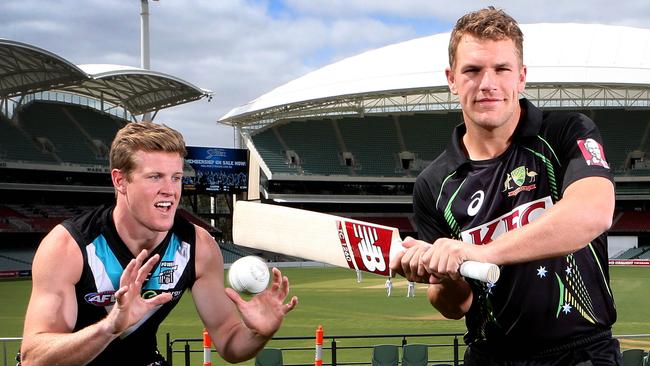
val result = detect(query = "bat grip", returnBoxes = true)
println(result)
[460,261,500,283]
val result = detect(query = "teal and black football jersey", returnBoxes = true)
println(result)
[61,205,196,365]
[413,99,616,356]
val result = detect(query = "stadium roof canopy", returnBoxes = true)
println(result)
[0,38,211,116]
[219,23,650,130]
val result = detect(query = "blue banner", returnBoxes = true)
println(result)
[184,146,248,192]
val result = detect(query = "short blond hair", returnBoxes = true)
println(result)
[448,6,523,69]
[110,121,186,178]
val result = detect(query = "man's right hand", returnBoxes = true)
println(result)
[390,237,435,283]
[104,250,173,335]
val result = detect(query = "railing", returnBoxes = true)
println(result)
[5,333,649,365]
[166,332,466,366]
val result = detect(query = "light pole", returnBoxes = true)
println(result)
[140,0,157,121]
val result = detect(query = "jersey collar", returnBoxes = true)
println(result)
[445,98,543,170]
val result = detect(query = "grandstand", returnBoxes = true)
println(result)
[0,39,221,276]
[250,110,649,178]
[249,114,462,177]
[220,23,650,257]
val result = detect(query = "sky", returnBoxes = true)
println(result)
[1,0,650,148]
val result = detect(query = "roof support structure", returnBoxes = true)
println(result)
[0,39,211,119]
[222,84,650,134]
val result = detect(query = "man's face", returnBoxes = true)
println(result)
[116,150,184,233]
[446,35,527,132]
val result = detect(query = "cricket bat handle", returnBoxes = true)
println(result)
[460,261,500,283]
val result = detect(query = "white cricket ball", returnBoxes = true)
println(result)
[228,256,270,294]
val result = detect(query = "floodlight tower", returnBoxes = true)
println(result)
[140,0,158,121]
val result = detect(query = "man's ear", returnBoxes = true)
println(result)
[446,67,458,95]
[111,169,127,194]
[518,64,527,93]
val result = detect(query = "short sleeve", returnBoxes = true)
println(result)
[554,113,614,193]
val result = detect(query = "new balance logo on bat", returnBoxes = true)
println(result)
[337,220,392,276]
[461,196,553,245]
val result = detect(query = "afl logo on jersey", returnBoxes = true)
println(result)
[84,291,116,306]
[467,190,485,216]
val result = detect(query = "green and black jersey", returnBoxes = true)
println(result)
[61,205,197,365]
[413,98,616,355]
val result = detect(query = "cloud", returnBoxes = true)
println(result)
[283,0,650,24]
[2,0,650,147]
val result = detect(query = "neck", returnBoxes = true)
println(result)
[112,203,166,256]
[462,128,513,160]
[462,110,521,161]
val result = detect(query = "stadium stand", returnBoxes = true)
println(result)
[0,201,221,273]
[1,204,94,233]
[0,203,217,234]
[398,113,460,163]
[251,108,650,179]
[251,113,462,177]
[337,116,402,176]
[253,116,419,177]
[0,248,33,272]
[251,127,301,174]
[17,101,110,165]
[611,211,650,233]
[0,113,57,164]
[218,240,254,264]
[613,247,647,260]
[248,106,650,186]
[276,119,350,175]
[638,249,650,260]
[63,103,127,144]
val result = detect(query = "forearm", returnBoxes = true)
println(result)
[21,319,118,366]
[477,178,614,265]
[215,322,271,363]
[427,278,473,319]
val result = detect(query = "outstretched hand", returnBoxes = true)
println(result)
[224,267,298,338]
[105,249,173,335]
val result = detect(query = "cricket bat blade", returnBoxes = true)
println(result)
[233,201,499,283]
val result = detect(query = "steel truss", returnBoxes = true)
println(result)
[221,84,650,134]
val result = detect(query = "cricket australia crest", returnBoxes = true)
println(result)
[503,165,537,197]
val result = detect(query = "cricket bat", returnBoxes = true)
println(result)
[232,200,500,283]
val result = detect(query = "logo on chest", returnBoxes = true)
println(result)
[461,196,553,245]
[502,165,537,197]
[84,291,116,306]
[157,261,179,285]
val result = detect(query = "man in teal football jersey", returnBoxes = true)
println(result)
[21,122,298,365]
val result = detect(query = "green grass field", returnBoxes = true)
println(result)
[2,266,649,365]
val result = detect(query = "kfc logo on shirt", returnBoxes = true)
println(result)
[577,138,609,169]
